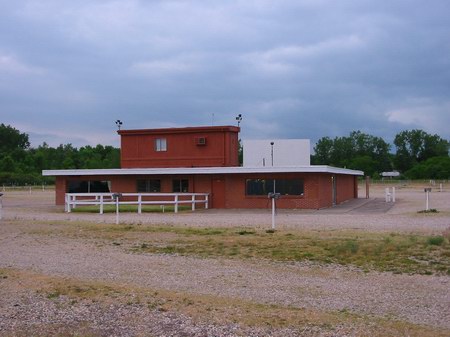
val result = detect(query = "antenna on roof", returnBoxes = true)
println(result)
[115,120,123,130]
[235,114,242,127]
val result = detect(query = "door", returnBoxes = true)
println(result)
[212,177,226,208]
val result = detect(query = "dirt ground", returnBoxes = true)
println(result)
[0,184,449,336]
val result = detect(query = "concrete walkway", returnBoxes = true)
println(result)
[316,197,395,214]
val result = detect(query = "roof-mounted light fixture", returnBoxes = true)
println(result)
[235,114,242,127]
[115,120,123,130]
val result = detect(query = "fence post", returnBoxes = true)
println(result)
[205,194,209,209]
[138,194,142,214]
[0,193,3,220]
[174,195,178,213]
[392,187,396,203]
[191,194,195,211]
[66,194,71,213]
[100,195,104,214]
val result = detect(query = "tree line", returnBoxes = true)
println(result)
[312,129,449,179]
[0,124,120,185]
[0,123,448,185]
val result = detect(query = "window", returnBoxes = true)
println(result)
[154,138,167,151]
[246,179,303,196]
[137,179,161,193]
[68,180,111,193]
[172,179,189,193]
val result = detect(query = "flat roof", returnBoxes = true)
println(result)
[43,166,363,176]
[117,125,240,136]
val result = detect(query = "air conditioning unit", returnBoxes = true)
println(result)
[195,137,207,146]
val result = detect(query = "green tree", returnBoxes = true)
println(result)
[312,131,392,176]
[405,156,450,179]
[394,130,449,172]
[0,124,30,154]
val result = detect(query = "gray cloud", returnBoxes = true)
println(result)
[1,0,449,148]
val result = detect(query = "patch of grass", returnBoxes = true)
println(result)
[21,220,450,275]
[71,205,192,213]
[130,228,450,275]
[427,236,445,246]
[417,209,439,214]
[237,230,256,235]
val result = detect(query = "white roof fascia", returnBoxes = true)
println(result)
[43,166,363,177]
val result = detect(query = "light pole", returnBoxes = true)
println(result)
[115,120,123,130]
[270,142,274,166]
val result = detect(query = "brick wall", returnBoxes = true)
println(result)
[54,172,358,209]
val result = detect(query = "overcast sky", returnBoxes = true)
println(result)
[1,0,449,149]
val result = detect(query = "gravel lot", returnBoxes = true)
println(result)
[0,185,449,336]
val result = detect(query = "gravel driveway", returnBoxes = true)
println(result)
[0,187,449,336]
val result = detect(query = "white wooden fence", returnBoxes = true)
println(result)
[65,192,209,214]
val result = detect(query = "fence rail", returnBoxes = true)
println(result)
[65,192,209,214]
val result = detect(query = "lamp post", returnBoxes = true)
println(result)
[115,120,123,130]
[270,142,274,166]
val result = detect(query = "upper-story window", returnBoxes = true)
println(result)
[154,138,167,152]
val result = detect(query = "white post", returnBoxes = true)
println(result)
[115,196,119,224]
[138,195,142,214]
[29,186,32,194]
[205,194,209,209]
[66,194,71,213]
[426,190,430,211]
[191,195,195,211]
[392,187,396,203]
[271,197,276,229]
[440,183,443,192]
[42,184,45,192]
[0,194,3,220]
[174,195,178,213]
[385,188,390,202]
[100,195,104,214]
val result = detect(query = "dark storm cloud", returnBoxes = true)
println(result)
[1,0,449,147]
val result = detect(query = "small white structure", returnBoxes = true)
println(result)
[243,139,310,167]
[381,171,400,178]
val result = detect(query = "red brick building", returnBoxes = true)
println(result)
[43,125,363,209]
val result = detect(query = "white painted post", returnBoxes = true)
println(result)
[0,193,3,220]
[426,191,429,211]
[66,194,71,213]
[115,196,119,224]
[271,197,276,229]
[29,186,32,194]
[42,184,45,192]
[100,195,104,214]
[138,195,142,214]
[191,195,195,211]
[385,188,390,202]
[174,195,178,213]
[205,195,209,209]
[440,183,443,192]
[392,187,396,203]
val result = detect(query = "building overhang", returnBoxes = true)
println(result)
[43,166,363,177]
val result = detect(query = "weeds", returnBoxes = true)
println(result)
[130,228,450,275]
